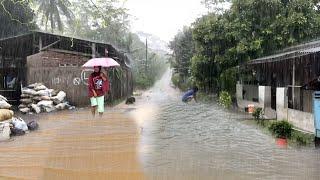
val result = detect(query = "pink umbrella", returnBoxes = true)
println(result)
[82,57,120,68]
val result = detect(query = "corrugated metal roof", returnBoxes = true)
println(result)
[299,46,320,53]
[250,51,296,62]
[248,40,320,64]
[0,32,33,41]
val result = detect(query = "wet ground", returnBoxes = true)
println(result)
[128,69,320,180]
[0,110,144,180]
[1,69,320,180]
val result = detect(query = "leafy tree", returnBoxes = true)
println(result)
[189,0,320,94]
[169,27,195,88]
[0,0,36,38]
[34,0,73,32]
[67,0,129,48]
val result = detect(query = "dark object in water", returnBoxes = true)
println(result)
[315,137,320,148]
[27,121,39,131]
[125,97,136,104]
[10,127,25,136]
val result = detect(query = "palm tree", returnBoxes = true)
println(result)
[37,0,73,32]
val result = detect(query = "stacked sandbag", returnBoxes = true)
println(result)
[0,109,14,141]
[0,122,11,141]
[19,83,73,114]
[0,95,12,109]
[0,109,14,122]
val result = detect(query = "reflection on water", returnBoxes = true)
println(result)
[130,69,320,180]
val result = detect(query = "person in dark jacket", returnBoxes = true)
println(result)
[182,86,199,103]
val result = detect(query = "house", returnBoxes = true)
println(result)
[0,30,133,106]
[237,40,320,133]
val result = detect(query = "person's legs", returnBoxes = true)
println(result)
[96,96,105,117]
[91,106,97,116]
[90,97,98,117]
[186,96,193,102]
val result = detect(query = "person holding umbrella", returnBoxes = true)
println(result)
[88,66,108,117]
[83,57,120,117]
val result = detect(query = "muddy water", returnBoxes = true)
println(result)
[129,69,320,180]
[0,110,144,180]
[1,69,320,180]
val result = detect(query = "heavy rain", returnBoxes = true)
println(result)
[0,0,320,179]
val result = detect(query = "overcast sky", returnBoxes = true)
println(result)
[125,0,208,42]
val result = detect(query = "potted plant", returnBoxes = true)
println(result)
[268,120,293,147]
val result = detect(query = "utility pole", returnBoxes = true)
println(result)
[145,38,148,74]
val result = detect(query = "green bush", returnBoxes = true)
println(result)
[171,73,181,87]
[219,91,232,108]
[295,134,307,145]
[268,120,293,138]
[252,107,263,120]
[197,92,215,102]
[134,75,153,89]
[219,67,238,95]
[171,73,192,91]
[291,130,314,146]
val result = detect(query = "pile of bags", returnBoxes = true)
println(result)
[0,95,12,109]
[19,83,74,114]
[0,109,38,141]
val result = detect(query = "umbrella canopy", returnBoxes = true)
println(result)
[82,57,120,68]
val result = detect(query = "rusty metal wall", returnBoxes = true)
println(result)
[27,51,133,106]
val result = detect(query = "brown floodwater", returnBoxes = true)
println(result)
[0,109,145,180]
[1,69,320,180]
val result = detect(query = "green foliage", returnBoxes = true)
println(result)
[252,107,263,120]
[219,91,232,108]
[254,119,314,146]
[268,120,293,138]
[133,74,153,90]
[197,92,215,102]
[169,27,195,89]
[34,0,73,32]
[171,73,193,91]
[219,67,238,94]
[170,0,320,95]
[0,0,36,39]
[290,130,314,146]
[66,0,129,48]
[293,133,308,145]
[171,73,180,87]
[132,50,168,89]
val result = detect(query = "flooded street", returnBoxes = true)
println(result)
[129,69,320,180]
[1,69,320,180]
[0,110,144,180]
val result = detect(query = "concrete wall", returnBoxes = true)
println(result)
[27,51,133,106]
[238,84,315,133]
[236,83,243,101]
[288,109,314,133]
[276,87,287,120]
[259,86,271,108]
[276,87,314,133]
